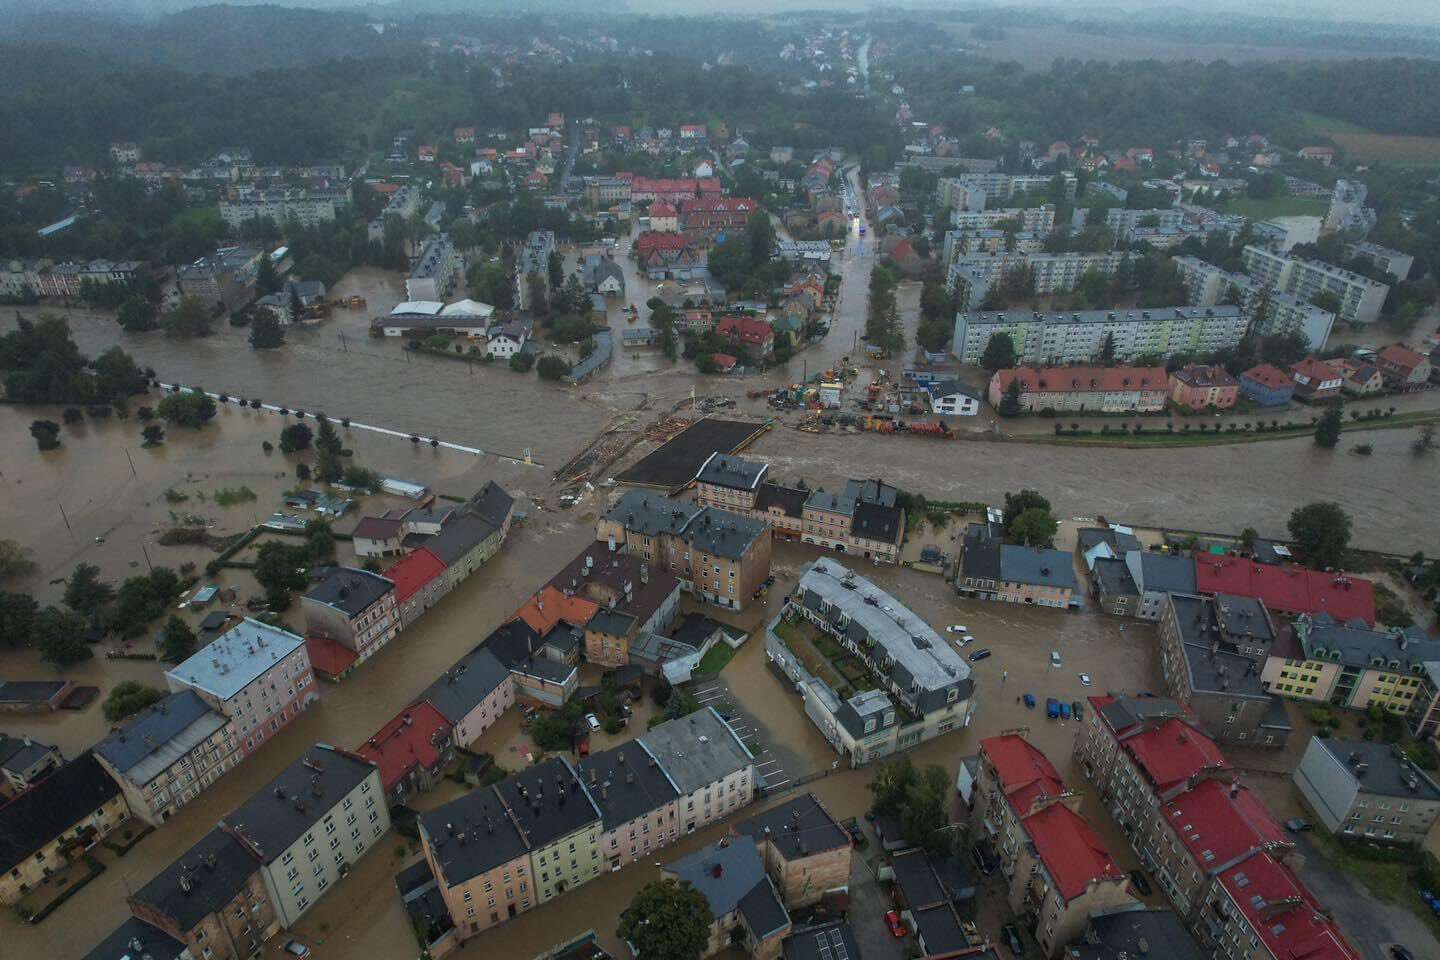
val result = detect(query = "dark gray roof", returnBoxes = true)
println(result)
[0,734,56,774]
[1068,908,1206,960]
[222,745,378,863]
[485,620,575,684]
[1136,553,1197,594]
[683,508,767,561]
[1098,696,1187,734]
[132,828,261,931]
[404,504,455,527]
[962,533,1002,580]
[425,513,500,566]
[589,608,639,638]
[926,378,981,401]
[577,740,679,831]
[734,793,849,861]
[696,453,768,491]
[421,647,511,724]
[0,680,68,704]
[739,876,791,938]
[640,707,754,795]
[493,757,601,850]
[95,690,228,783]
[1298,614,1440,671]
[666,840,771,918]
[852,501,902,544]
[890,848,946,909]
[83,917,188,960]
[1169,595,1270,700]
[783,921,861,960]
[1312,738,1440,802]
[847,477,898,507]
[755,484,807,518]
[420,784,530,884]
[1213,595,1274,644]
[604,490,764,561]
[305,566,395,616]
[999,544,1077,590]
[670,613,726,650]
[1093,557,1138,598]
[912,902,969,955]
[0,752,120,874]
[1078,527,1143,556]
[468,481,515,529]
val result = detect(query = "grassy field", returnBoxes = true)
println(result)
[693,642,736,677]
[1298,112,1440,168]
[1221,196,1330,220]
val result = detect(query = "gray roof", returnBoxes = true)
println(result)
[639,707,753,795]
[0,680,68,705]
[1134,553,1197,594]
[683,508,767,561]
[912,902,970,955]
[425,512,500,566]
[95,690,228,784]
[607,489,699,538]
[221,745,378,863]
[926,378,981,401]
[852,501,902,545]
[1169,595,1271,701]
[0,752,120,874]
[1213,595,1274,644]
[166,618,307,701]
[1093,557,1138,598]
[605,490,765,561]
[999,544,1077,590]
[421,647,511,725]
[305,566,395,617]
[1068,908,1206,960]
[733,793,849,860]
[960,304,1246,327]
[1297,614,1440,671]
[492,757,601,850]
[890,848,947,909]
[696,453,768,492]
[671,613,726,650]
[83,917,188,960]
[468,481,515,528]
[420,783,530,884]
[1098,696,1188,735]
[0,734,56,775]
[961,533,1002,581]
[796,557,972,696]
[1077,527,1143,556]
[739,876,791,938]
[132,828,261,932]
[577,740,680,832]
[783,921,861,960]
[667,840,786,934]
[755,484,807,519]
[589,608,639,638]
[1311,738,1440,802]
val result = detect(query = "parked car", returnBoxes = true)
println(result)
[764,575,776,587]
[1078,673,1092,686]
[1001,924,1024,957]
[971,839,999,875]
[968,648,992,662]
[946,624,968,634]
[884,909,907,937]
[1389,945,1415,960]
[1071,700,1084,721]
[956,635,975,648]
[1046,697,1060,719]
[1129,869,1153,896]
[283,942,311,960]
[1023,693,1036,709]
[1284,818,1313,833]
[1050,650,1062,667]
[1059,701,1072,720]
[585,713,601,732]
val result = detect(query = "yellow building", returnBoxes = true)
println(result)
[1263,615,1440,721]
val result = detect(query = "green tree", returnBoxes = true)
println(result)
[64,562,113,623]
[866,757,954,856]
[34,605,92,667]
[0,592,39,646]
[0,541,36,581]
[547,250,565,290]
[314,416,343,482]
[1311,290,1343,314]
[1097,332,1117,366]
[95,346,147,400]
[279,422,313,453]
[157,388,217,427]
[161,295,214,337]
[159,614,197,662]
[117,296,159,332]
[142,423,165,445]
[1240,527,1260,553]
[1288,502,1352,570]
[537,354,570,381]
[256,253,282,295]
[30,419,61,450]
[103,681,167,722]
[747,209,777,267]
[254,540,311,595]
[1313,405,1343,449]
[618,880,714,960]
[979,332,1017,372]
[306,519,336,560]
[1009,506,1058,546]
[526,273,548,316]
[997,379,1023,417]
[509,351,535,372]
[1002,489,1051,529]
[249,309,286,349]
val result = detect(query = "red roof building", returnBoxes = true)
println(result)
[680,197,757,233]
[1021,802,1125,901]
[305,635,360,680]
[1288,358,1343,401]
[1215,856,1358,960]
[357,701,453,799]
[1161,778,1286,871]
[1118,716,1227,795]
[513,586,598,635]
[710,353,737,373]
[385,547,446,604]
[1194,556,1375,625]
[716,315,775,356]
[980,734,1065,816]
[1376,343,1432,385]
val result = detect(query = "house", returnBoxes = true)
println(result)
[0,735,61,796]
[638,707,756,834]
[357,702,454,803]
[1289,358,1344,402]
[583,255,625,296]
[1336,358,1386,396]
[716,315,775,358]
[126,828,281,960]
[420,647,514,749]
[218,744,390,927]
[576,739,681,871]
[94,690,238,826]
[1168,364,1238,410]
[351,514,406,558]
[662,841,791,959]
[1376,343,1432,388]
[1294,737,1440,844]
[0,753,131,905]
[798,478,907,563]
[485,320,530,359]
[926,379,981,417]
[165,619,318,758]
[1239,364,1295,406]
[454,127,476,144]
[988,366,1169,414]
[957,530,1078,608]
[301,567,400,668]
[492,758,604,903]
[634,231,706,280]
[732,793,852,909]
[1298,145,1336,166]
[385,547,448,629]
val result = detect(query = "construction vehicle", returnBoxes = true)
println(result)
[348,295,366,309]
[907,420,955,439]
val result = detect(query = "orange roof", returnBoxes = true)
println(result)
[514,586,597,634]
[994,365,1169,394]
[1241,364,1293,390]
[981,735,1065,816]
[305,635,359,678]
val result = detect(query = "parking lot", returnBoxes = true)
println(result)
[689,676,796,791]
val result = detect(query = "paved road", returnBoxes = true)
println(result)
[847,829,908,960]
[1290,834,1440,960]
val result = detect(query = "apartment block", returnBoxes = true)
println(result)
[218,188,345,230]
[1173,255,1335,349]
[1295,737,1440,844]
[1240,245,1388,326]
[799,478,906,563]
[301,566,400,668]
[492,758,604,903]
[1345,240,1414,282]
[732,793,853,909]
[577,740,681,871]
[694,453,770,512]
[952,305,1249,366]
[638,707,756,834]
[946,250,1125,310]
[406,234,458,301]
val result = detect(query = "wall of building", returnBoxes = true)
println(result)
[531,823,603,903]
[0,793,130,905]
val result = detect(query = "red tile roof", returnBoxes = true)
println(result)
[357,702,451,793]
[1242,364,1294,390]
[305,635,359,679]
[1161,778,1286,873]
[1290,358,1341,382]
[1122,718,1228,793]
[649,201,677,217]
[994,365,1169,394]
[711,353,737,371]
[1021,802,1124,901]
[716,315,774,348]
[1194,556,1376,625]
[1217,855,1358,960]
[1171,363,1238,389]
[383,547,446,604]
[352,516,403,541]
[1377,344,1427,377]
[513,586,598,635]
[636,231,694,255]
[981,735,1065,815]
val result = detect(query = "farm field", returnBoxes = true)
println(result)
[1300,113,1440,167]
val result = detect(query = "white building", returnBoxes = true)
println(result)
[219,189,345,230]
[925,378,982,416]
[1345,241,1415,282]
[952,305,1249,366]
[1173,256,1335,350]
[1240,245,1389,326]
[485,319,530,359]
[406,234,458,301]
[637,707,755,835]
[947,205,1055,238]
[946,250,1126,310]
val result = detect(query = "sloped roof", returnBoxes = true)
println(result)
[0,753,121,873]
[383,547,446,604]
[1021,802,1123,902]
[981,735,1064,815]
[357,702,452,792]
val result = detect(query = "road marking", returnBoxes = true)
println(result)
[756,759,782,768]
[763,777,791,788]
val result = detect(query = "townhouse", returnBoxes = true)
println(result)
[1376,343,1432,388]
[799,477,906,563]
[577,739,681,871]
[165,619,319,758]
[598,490,770,612]
[301,566,400,670]
[987,366,1169,414]
[94,690,239,826]
[957,528,1078,608]
[1239,364,1295,407]
[971,736,1134,959]
[732,793,853,910]
[544,541,682,665]
[491,757,604,902]
[1295,737,1440,844]
[639,707,756,834]
[420,646,515,749]
[663,841,792,960]
[694,453,770,513]
[219,744,390,927]
[952,306,1249,367]
[357,702,454,803]
[1241,245,1388,326]
[1169,364,1238,410]
[1288,358,1344,402]
[419,782,537,940]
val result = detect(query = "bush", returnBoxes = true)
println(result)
[536,354,570,381]
[63,407,83,424]
[510,351,535,372]
[279,422,313,453]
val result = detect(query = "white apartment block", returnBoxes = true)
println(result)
[952,305,1249,366]
[219,189,345,230]
[406,234,458,301]
[943,172,1076,206]
[1240,245,1389,325]
[1173,256,1335,350]
[946,250,1126,310]
[638,707,755,835]
[1345,241,1415,282]
[1104,207,1186,239]
[947,205,1056,238]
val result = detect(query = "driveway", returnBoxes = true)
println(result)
[1289,834,1439,960]
[847,836,907,960]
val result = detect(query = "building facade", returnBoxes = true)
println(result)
[953,306,1249,367]
[1241,245,1388,326]
[988,366,1169,414]
[1294,737,1440,844]
[301,567,400,668]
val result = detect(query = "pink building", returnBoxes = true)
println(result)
[1168,364,1239,410]
[165,618,319,758]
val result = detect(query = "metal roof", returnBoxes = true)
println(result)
[166,618,306,701]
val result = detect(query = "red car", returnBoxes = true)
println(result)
[884,910,907,937]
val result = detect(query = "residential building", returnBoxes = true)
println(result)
[774,558,975,766]
[634,231,706,280]
[1174,255,1338,350]
[0,734,61,796]
[1326,178,1371,233]
[1168,364,1238,410]
[1376,343,1433,388]
[953,306,1249,366]
[583,255,626,296]
[638,707,755,834]
[1345,240,1414,282]
[1241,245,1389,326]
[577,739,680,871]
[1239,364,1295,406]
[486,319,530,359]
[598,490,771,611]
[177,246,263,311]
[1294,737,1440,844]
[1193,554,1376,624]
[716,315,776,358]
[1288,358,1344,402]
[127,828,280,960]
[1203,852,1359,960]
[0,752,130,905]
[695,453,770,513]
[165,619,318,758]
[946,250,1122,310]
[988,366,1168,414]
[493,758,603,902]
[774,239,834,270]
[384,547,448,629]
[301,566,399,669]
[681,197,758,233]
[419,779,535,940]
[517,231,556,308]
[1157,593,1291,747]
[1105,206,1186,240]
[485,619,580,707]
[357,702,454,803]
[407,234,458,301]
[732,793,853,909]
[219,744,390,927]
[798,478,906,563]
[1335,358,1386,396]
[82,917,188,960]
[972,736,1133,959]
[1124,551,1197,621]
[957,529,1078,608]
[420,646,514,749]
[1067,906,1205,959]
[94,690,239,826]
[628,614,738,686]
[887,848,978,958]
[783,921,862,960]
[755,483,808,538]
[646,200,678,232]
[662,841,792,960]
[544,541,682,665]
[351,514,406,558]
[218,188,345,230]
[926,378,982,416]
[421,482,515,592]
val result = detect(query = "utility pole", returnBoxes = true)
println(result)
[123,446,137,478]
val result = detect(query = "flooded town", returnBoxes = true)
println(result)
[5,8,1440,960]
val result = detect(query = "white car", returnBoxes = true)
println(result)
[283,942,311,960]
[946,625,969,634]
[585,713,601,732]
[1050,651,1062,667]
[956,636,974,648]
[1078,673,1092,686]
